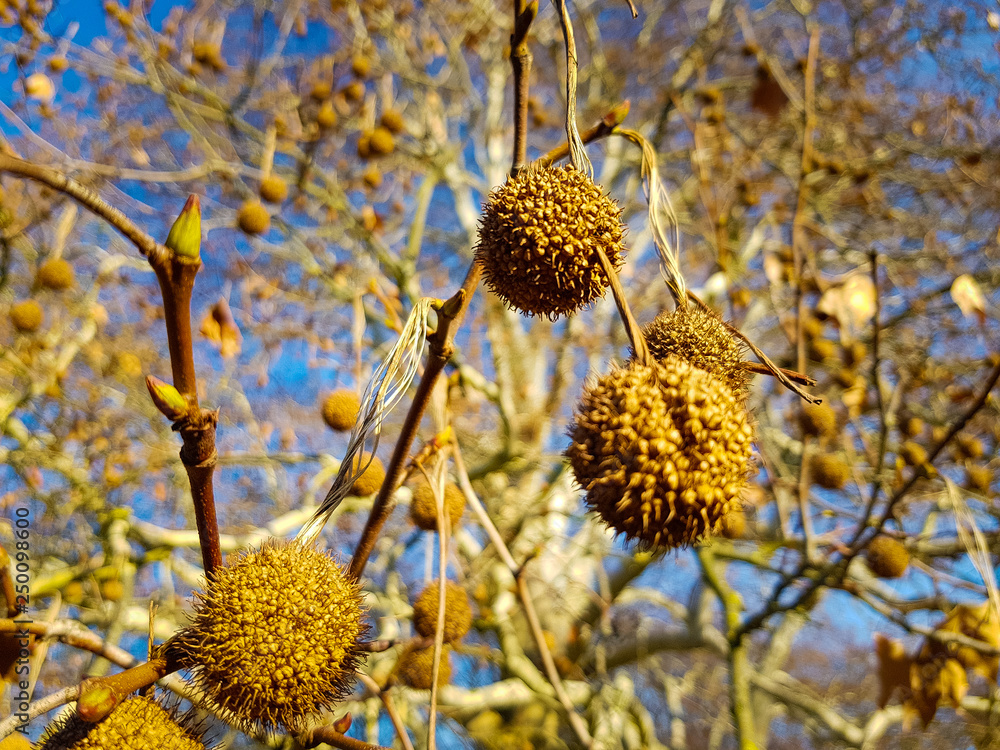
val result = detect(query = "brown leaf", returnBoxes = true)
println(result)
[875,633,912,709]
[200,298,242,359]
[934,602,1000,682]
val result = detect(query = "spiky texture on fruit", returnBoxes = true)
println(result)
[412,580,472,643]
[321,389,361,432]
[350,455,385,496]
[410,480,465,531]
[567,356,755,549]
[639,306,748,396]
[37,258,74,290]
[475,166,626,319]
[236,200,270,235]
[800,401,837,439]
[10,299,43,332]
[810,453,850,490]
[867,536,909,579]
[396,645,451,690]
[170,541,367,733]
[718,508,746,539]
[37,695,205,750]
[259,175,288,204]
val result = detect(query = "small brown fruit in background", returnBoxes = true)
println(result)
[236,200,270,235]
[259,174,288,204]
[966,465,992,495]
[10,299,43,332]
[350,454,385,496]
[362,165,383,189]
[396,644,451,690]
[321,389,361,431]
[810,453,850,490]
[367,126,394,156]
[380,109,404,133]
[412,580,473,642]
[867,536,909,579]
[800,401,837,439]
[410,479,465,531]
[902,416,924,438]
[317,100,337,129]
[900,440,928,468]
[351,53,371,78]
[36,258,74,290]
[342,80,365,102]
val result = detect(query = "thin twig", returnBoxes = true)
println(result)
[356,674,416,750]
[302,726,390,750]
[0,685,78,739]
[510,0,538,174]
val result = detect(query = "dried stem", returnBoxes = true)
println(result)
[302,726,390,750]
[356,674,415,750]
[0,685,78,739]
[595,246,651,366]
[510,0,538,174]
[553,0,592,176]
[537,102,630,167]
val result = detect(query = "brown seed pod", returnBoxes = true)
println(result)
[639,306,748,397]
[342,80,365,102]
[867,536,909,579]
[36,258,74,290]
[810,453,850,490]
[236,200,270,235]
[321,389,361,432]
[799,401,837,439]
[567,356,755,549]
[900,440,928,467]
[396,644,451,690]
[351,54,371,78]
[317,100,337,129]
[409,479,465,531]
[475,165,626,319]
[10,299,43,332]
[169,541,367,733]
[902,416,925,438]
[259,174,289,204]
[380,109,404,133]
[351,454,385,496]
[412,580,472,643]
[362,166,383,190]
[37,694,206,750]
[966,465,992,494]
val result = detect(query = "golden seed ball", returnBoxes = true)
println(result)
[810,453,850,490]
[63,580,85,604]
[10,299,43,332]
[259,174,288,204]
[396,644,451,690]
[953,434,984,460]
[718,508,746,539]
[170,541,367,733]
[101,579,124,602]
[902,416,924,438]
[342,80,365,102]
[236,200,270,235]
[48,56,68,73]
[409,479,465,531]
[37,257,74,290]
[867,536,909,579]
[367,126,394,156]
[800,401,837,439]
[639,306,748,396]
[317,100,337,129]
[321,389,361,431]
[900,440,928,467]
[380,109,404,133]
[966,465,992,494]
[412,580,472,642]
[351,54,371,78]
[350,454,385,496]
[357,133,371,159]
[808,337,837,361]
[0,736,31,750]
[310,81,332,101]
[475,165,626,319]
[37,695,205,750]
[567,356,755,550]
[362,165,383,189]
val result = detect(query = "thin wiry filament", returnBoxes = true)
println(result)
[946,478,1000,622]
[297,298,436,545]
[554,0,593,179]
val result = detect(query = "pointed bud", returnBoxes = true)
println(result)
[604,100,630,128]
[164,195,202,260]
[78,682,118,723]
[333,713,353,734]
[146,375,188,421]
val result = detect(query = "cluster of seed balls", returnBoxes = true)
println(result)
[396,579,473,690]
[37,695,204,750]
[8,257,74,334]
[320,388,386,496]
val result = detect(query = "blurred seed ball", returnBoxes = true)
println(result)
[48,56,68,73]
[966,465,992,494]
[380,109,404,133]
[310,81,332,101]
[259,174,288,204]
[114,351,143,379]
[350,454,385,496]
[902,416,925,438]
[412,580,472,643]
[100,579,124,602]
[900,440,928,468]
[799,401,837,439]
[410,479,465,532]
[357,132,371,159]
[236,200,270,235]
[170,541,367,733]
[362,166,383,190]
[10,299,43,332]
[810,453,850,490]
[342,80,365,103]
[731,287,752,308]
[844,341,868,367]
[24,71,54,101]
[192,41,226,73]
[63,580,85,604]
[567,356,755,550]
[639,306,748,397]
[396,644,451,690]
[475,166,626,319]
[866,536,910,579]
[718,507,746,539]
[317,100,338,129]
[367,126,394,156]
[37,695,206,750]
[351,54,371,78]
[808,337,837,362]
[321,389,361,431]
[953,434,984,460]
[36,257,74,290]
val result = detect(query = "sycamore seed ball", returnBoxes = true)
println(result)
[900,440,928,467]
[718,508,746,539]
[567,356,755,549]
[966,465,992,494]
[342,80,365,102]
[410,479,465,531]
[412,580,473,643]
[170,541,367,733]
[867,536,909,579]
[259,174,289,204]
[237,200,270,235]
[317,100,338,129]
[475,165,626,319]
[351,454,385,496]
[322,389,361,432]
[351,54,371,78]
[380,109,404,133]
[367,126,394,156]
[0,734,32,750]
[37,695,205,750]
[902,416,924,438]
[810,453,850,490]
[397,645,451,690]
[362,166,383,190]
[10,299,43,332]
[37,258,74,290]
[800,401,837,439]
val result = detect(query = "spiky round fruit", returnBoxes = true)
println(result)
[410,479,465,531]
[36,258,74,290]
[0,735,31,750]
[412,580,472,642]
[867,536,909,579]
[321,389,361,432]
[259,174,288,204]
[310,82,332,101]
[639,306,748,396]
[475,166,626,319]
[900,440,928,467]
[800,401,837,439]
[10,300,43,332]
[396,644,451,690]
[810,453,850,490]
[718,508,746,539]
[350,455,385,496]
[380,109,404,133]
[170,541,367,733]
[236,200,270,235]
[567,356,755,549]
[37,695,205,750]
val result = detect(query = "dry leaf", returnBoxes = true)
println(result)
[950,274,986,322]
[934,602,999,681]
[200,298,242,358]
[817,272,877,336]
[875,634,912,709]
[908,655,968,729]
